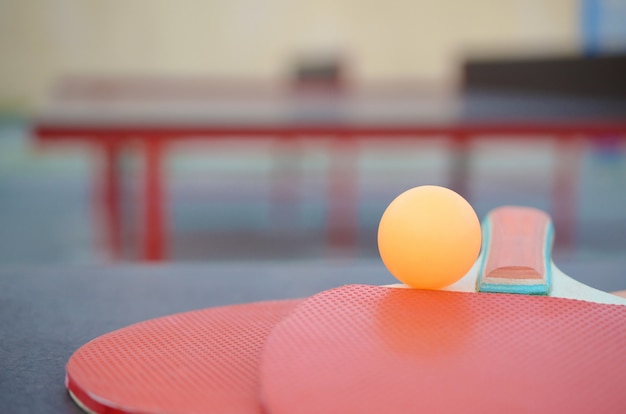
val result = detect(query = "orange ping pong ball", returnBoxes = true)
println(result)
[377,185,481,290]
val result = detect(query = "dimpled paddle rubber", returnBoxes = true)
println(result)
[260,285,626,414]
[66,299,301,414]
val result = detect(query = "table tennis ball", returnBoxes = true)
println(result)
[378,185,481,290]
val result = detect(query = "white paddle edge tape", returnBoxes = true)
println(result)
[383,257,626,306]
[68,390,98,414]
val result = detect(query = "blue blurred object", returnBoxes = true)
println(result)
[581,0,626,56]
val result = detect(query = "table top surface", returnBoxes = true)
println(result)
[2,257,625,413]
[33,79,626,128]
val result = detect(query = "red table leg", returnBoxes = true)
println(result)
[144,139,167,261]
[270,135,301,229]
[97,141,123,260]
[553,136,583,248]
[450,133,471,199]
[327,137,359,251]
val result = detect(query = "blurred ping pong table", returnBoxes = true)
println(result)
[32,59,626,261]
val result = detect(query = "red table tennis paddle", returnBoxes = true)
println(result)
[66,299,301,413]
[259,207,626,414]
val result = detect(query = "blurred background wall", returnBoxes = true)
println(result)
[1,0,625,292]
[1,0,580,111]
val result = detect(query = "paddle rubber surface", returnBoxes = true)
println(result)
[260,285,626,414]
[66,299,301,414]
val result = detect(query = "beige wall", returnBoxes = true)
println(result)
[0,0,579,110]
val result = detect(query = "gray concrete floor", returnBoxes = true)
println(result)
[1,120,626,291]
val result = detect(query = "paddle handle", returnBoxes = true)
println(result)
[477,206,553,295]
